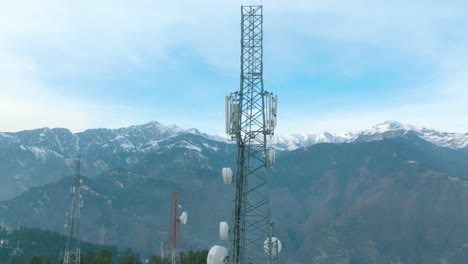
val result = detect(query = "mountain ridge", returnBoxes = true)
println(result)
[1,120,467,152]
[0,120,466,201]
[273,120,468,150]
[0,122,233,200]
[1,138,467,263]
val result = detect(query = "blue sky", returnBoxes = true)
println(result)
[1,0,467,135]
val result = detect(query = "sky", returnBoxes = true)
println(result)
[0,0,467,135]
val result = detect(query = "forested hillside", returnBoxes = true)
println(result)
[0,226,207,264]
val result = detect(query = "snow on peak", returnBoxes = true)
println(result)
[417,128,468,149]
[139,121,184,134]
[359,121,468,149]
[165,140,203,152]
[140,120,164,128]
[272,121,468,150]
[2,120,467,159]
[184,128,201,135]
[368,121,419,134]
[167,124,185,133]
[272,131,357,150]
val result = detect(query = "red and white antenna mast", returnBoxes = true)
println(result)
[169,192,188,264]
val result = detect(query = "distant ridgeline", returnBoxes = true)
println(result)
[0,226,208,264]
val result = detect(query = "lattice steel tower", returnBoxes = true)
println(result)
[64,155,83,264]
[223,5,280,264]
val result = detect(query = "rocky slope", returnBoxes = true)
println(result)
[1,134,468,263]
[0,122,232,200]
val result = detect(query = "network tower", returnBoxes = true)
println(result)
[208,5,281,264]
[64,155,83,264]
[168,192,188,264]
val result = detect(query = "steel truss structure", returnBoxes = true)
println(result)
[64,155,83,264]
[170,192,180,264]
[225,5,278,264]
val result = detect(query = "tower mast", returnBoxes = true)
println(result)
[64,155,83,264]
[208,5,281,264]
[226,5,279,264]
[168,192,188,264]
[170,192,179,264]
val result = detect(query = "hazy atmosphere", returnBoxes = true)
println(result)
[1,1,468,264]
[1,0,467,134]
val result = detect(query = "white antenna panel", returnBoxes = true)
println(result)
[225,94,241,135]
[270,118,276,131]
[207,245,228,264]
[225,96,230,133]
[222,168,233,185]
[263,237,282,256]
[219,222,229,240]
[265,92,278,134]
[230,103,240,134]
[180,211,188,225]
[268,149,276,167]
[273,95,278,116]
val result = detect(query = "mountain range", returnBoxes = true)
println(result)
[0,121,467,263]
[272,121,468,150]
[1,120,467,201]
[0,121,230,200]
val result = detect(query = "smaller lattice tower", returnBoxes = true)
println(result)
[64,155,83,264]
[168,192,188,264]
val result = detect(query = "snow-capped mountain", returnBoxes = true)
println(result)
[272,131,357,150]
[0,121,232,200]
[2,133,468,263]
[358,121,468,149]
[0,121,220,157]
[362,121,468,149]
[272,121,468,150]
[0,120,466,200]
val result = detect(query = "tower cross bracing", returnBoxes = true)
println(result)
[225,5,279,264]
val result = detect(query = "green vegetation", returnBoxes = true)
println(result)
[0,226,115,263]
[0,226,208,264]
[20,249,208,264]
[180,250,208,264]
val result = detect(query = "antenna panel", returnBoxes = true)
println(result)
[230,103,240,134]
[180,212,188,225]
[265,92,278,134]
[225,96,230,134]
[219,222,229,240]
[268,149,276,167]
[225,93,241,136]
[222,168,233,185]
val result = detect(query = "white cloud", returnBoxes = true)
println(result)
[0,0,467,134]
[277,72,468,135]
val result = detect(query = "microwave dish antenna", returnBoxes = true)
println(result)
[207,246,228,264]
